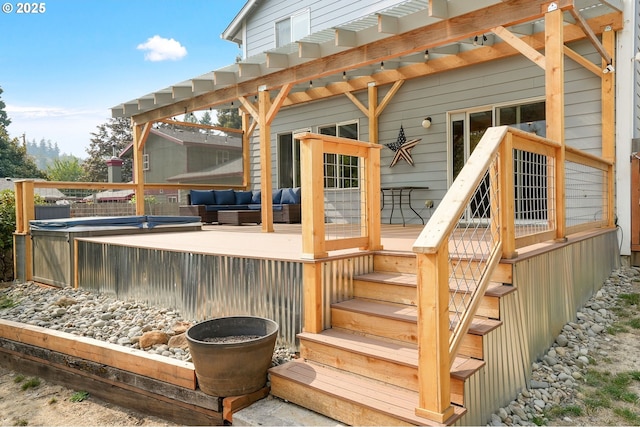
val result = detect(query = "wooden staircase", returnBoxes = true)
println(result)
[269,251,514,426]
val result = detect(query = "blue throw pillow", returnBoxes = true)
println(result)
[235,191,252,205]
[272,188,283,204]
[190,190,215,205]
[214,189,236,205]
[280,187,301,204]
[251,190,261,204]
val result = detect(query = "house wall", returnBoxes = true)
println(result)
[243,0,404,57]
[251,39,603,225]
[143,134,187,183]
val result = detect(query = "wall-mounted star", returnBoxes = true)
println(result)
[385,125,421,167]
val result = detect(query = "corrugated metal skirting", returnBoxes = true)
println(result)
[77,241,373,349]
[457,230,620,426]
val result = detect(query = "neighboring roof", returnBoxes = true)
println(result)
[83,189,134,202]
[120,127,242,157]
[221,0,261,45]
[166,157,243,182]
[0,178,68,201]
[150,127,242,149]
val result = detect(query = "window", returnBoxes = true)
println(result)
[142,154,150,171]
[277,128,309,188]
[216,150,230,165]
[319,121,359,189]
[276,9,310,47]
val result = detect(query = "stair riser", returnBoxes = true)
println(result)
[373,256,513,285]
[353,280,500,319]
[330,309,484,359]
[300,340,467,406]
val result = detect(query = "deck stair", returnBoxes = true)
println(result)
[269,252,514,426]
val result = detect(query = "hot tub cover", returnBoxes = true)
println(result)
[29,215,201,230]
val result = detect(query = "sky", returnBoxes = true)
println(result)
[1,0,247,158]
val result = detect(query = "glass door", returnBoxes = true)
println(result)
[449,109,493,218]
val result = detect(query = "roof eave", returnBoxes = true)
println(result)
[221,0,260,44]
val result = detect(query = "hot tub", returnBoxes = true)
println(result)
[29,215,202,287]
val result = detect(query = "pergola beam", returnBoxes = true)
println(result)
[568,6,612,65]
[280,12,621,108]
[130,0,579,125]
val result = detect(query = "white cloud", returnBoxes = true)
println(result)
[137,35,187,62]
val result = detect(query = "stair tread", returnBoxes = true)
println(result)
[332,299,502,335]
[299,329,484,380]
[354,272,512,296]
[270,359,465,426]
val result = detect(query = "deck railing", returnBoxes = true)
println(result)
[296,132,382,259]
[412,126,613,422]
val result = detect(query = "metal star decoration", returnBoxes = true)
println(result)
[385,125,421,167]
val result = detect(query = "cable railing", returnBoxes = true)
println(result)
[412,126,614,421]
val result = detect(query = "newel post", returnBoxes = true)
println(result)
[415,243,454,423]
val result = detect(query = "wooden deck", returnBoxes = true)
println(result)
[77,223,427,261]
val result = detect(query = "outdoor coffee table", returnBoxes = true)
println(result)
[217,210,261,225]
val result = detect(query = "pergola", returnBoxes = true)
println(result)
[111,0,623,238]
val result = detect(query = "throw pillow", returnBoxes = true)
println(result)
[190,190,216,205]
[272,188,283,204]
[251,190,261,204]
[214,189,236,205]
[280,187,301,204]
[235,191,253,205]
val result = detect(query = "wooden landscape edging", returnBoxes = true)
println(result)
[0,319,195,388]
[0,337,223,425]
[0,318,276,425]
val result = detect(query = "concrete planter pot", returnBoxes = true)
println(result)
[186,316,278,397]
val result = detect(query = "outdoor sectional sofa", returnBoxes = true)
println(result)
[179,187,301,224]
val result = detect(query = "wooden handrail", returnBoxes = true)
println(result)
[412,126,507,254]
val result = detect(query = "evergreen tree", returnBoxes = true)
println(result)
[200,111,213,126]
[215,108,242,129]
[0,87,10,128]
[83,117,132,182]
[0,127,45,178]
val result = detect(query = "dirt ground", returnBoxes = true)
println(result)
[0,365,178,426]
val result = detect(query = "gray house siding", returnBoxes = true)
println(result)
[143,135,188,183]
[243,0,405,58]
[248,38,602,225]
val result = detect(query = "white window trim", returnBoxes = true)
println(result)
[317,120,360,190]
[142,153,150,171]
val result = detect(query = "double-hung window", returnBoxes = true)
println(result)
[318,121,359,189]
[275,9,310,47]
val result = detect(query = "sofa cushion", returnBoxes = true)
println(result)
[235,191,253,205]
[214,189,236,205]
[280,187,301,204]
[272,188,283,204]
[251,190,261,204]
[190,190,215,205]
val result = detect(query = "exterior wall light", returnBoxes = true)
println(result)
[422,117,432,129]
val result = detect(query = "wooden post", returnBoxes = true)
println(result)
[132,122,151,215]
[545,8,566,241]
[499,133,517,258]
[242,111,251,188]
[601,28,616,227]
[258,89,274,232]
[415,248,454,424]
[300,135,327,259]
[302,262,324,333]
[366,146,383,251]
[17,180,34,281]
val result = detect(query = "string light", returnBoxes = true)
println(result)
[343,71,347,81]
[380,61,385,71]
[424,50,429,61]
[309,80,313,88]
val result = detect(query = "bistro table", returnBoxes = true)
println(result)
[380,186,429,226]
